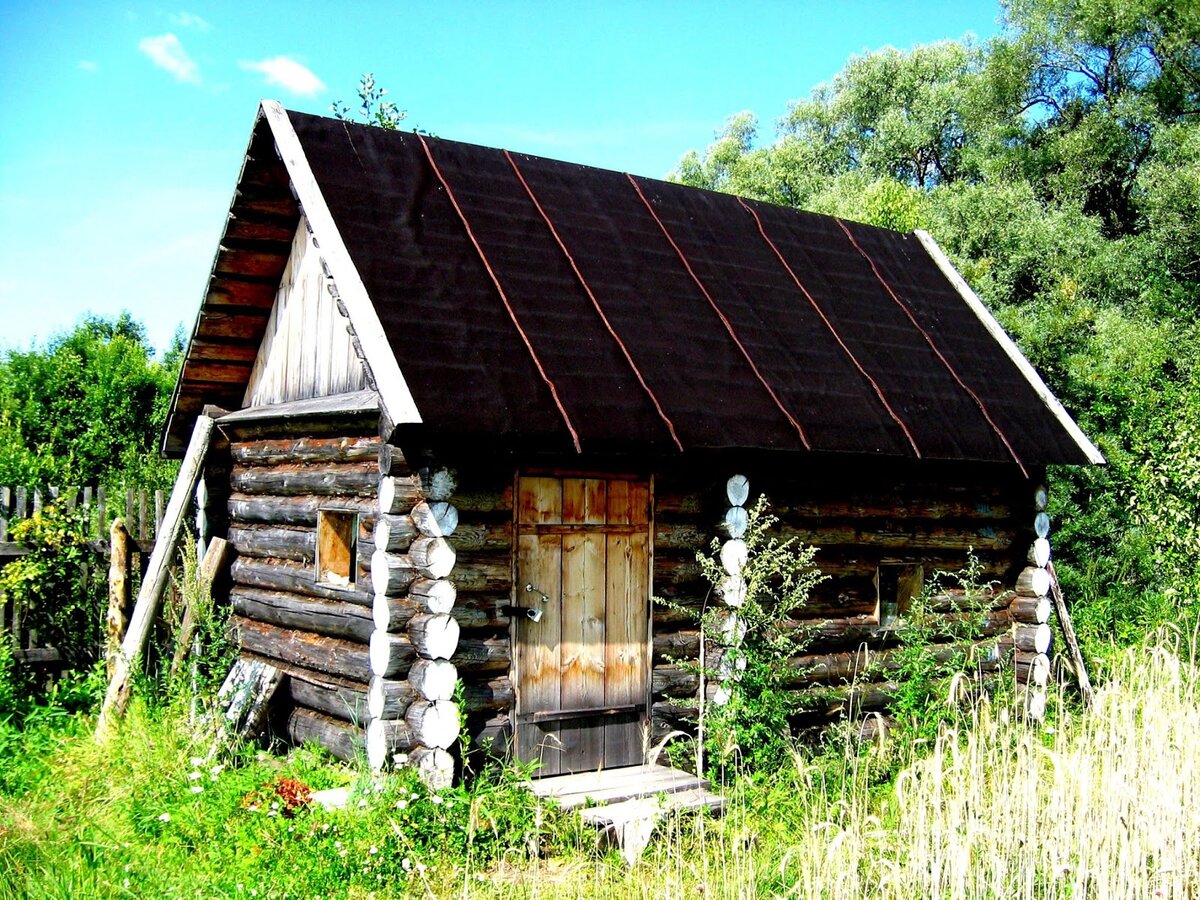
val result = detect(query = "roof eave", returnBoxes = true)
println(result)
[913,230,1105,466]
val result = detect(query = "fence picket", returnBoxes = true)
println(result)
[0,482,166,662]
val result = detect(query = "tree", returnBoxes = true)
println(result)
[671,0,1200,643]
[0,313,180,490]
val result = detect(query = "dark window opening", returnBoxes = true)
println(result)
[317,509,357,586]
[877,563,923,627]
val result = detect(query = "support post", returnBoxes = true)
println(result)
[106,518,131,680]
[96,412,216,740]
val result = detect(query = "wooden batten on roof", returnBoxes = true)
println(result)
[166,102,1102,470]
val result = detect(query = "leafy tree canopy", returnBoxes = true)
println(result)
[674,0,1200,643]
[0,314,181,490]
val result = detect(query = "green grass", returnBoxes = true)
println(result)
[3,627,1200,898]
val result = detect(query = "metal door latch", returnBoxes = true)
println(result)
[504,603,544,623]
[525,583,551,603]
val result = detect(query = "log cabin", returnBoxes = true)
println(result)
[164,101,1103,787]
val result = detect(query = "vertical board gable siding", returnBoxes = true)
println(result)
[244,218,367,408]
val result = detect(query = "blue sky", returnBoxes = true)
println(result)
[0,1,1004,356]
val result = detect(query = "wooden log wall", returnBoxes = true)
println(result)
[650,458,1041,738]
[223,424,387,764]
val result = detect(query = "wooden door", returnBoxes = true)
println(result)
[514,476,651,776]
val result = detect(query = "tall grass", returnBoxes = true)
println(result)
[2,628,1198,898]
[455,626,1200,898]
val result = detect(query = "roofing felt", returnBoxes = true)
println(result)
[164,105,1099,467]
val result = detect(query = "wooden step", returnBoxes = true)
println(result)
[528,763,708,810]
[578,787,725,827]
[579,787,725,865]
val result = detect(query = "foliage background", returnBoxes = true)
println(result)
[674,0,1200,650]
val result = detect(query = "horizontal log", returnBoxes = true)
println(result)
[379,475,425,514]
[1014,652,1051,687]
[453,637,510,673]
[232,557,372,606]
[231,462,379,497]
[232,588,376,643]
[231,436,381,466]
[410,577,456,614]
[370,550,418,597]
[420,467,457,502]
[229,524,316,562]
[409,613,460,660]
[406,699,461,750]
[285,707,364,762]
[410,746,455,789]
[242,653,377,723]
[286,672,370,724]
[804,607,1012,650]
[233,616,376,682]
[372,593,420,633]
[374,514,416,551]
[1009,595,1051,624]
[448,521,511,553]
[218,412,380,443]
[1012,623,1052,655]
[448,557,512,594]
[377,443,408,477]
[408,659,458,702]
[368,676,417,720]
[1016,566,1051,598]
[228,494,377,528]
[925,588,1016,613]
[370,631,416,678]
[653,664,698,699]
[366,717,416,770]
[461,675,514,713]
[412,501,459,538]
[449,488,511,514]
[410,536,456,579]
[654,630,701,663]
[448,595,510,631]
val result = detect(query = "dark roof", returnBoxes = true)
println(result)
[165,103,1101,468]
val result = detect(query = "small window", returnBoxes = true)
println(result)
[876,564,923,627]
[317,509,358,586]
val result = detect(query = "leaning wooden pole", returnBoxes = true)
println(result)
[1046,561,1095,709]
[96,413,216,740]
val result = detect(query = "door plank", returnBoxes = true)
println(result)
[563,478,607,525]
[605,529,649,767]
[559,532,606,771]
[516,532,563,775]
[519,477,562,525]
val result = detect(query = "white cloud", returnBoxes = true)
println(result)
[170,11,211,31]
[138,33,199,83]
[78,59,98,72]
[240,56,324,96]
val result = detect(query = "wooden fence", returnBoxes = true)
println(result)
[0,485,164,664]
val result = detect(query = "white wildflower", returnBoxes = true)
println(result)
[191,785,204,794]
[394,799,407,810]
[158,813,171,823]
[189,756,203,766]
[188,771,202,781]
